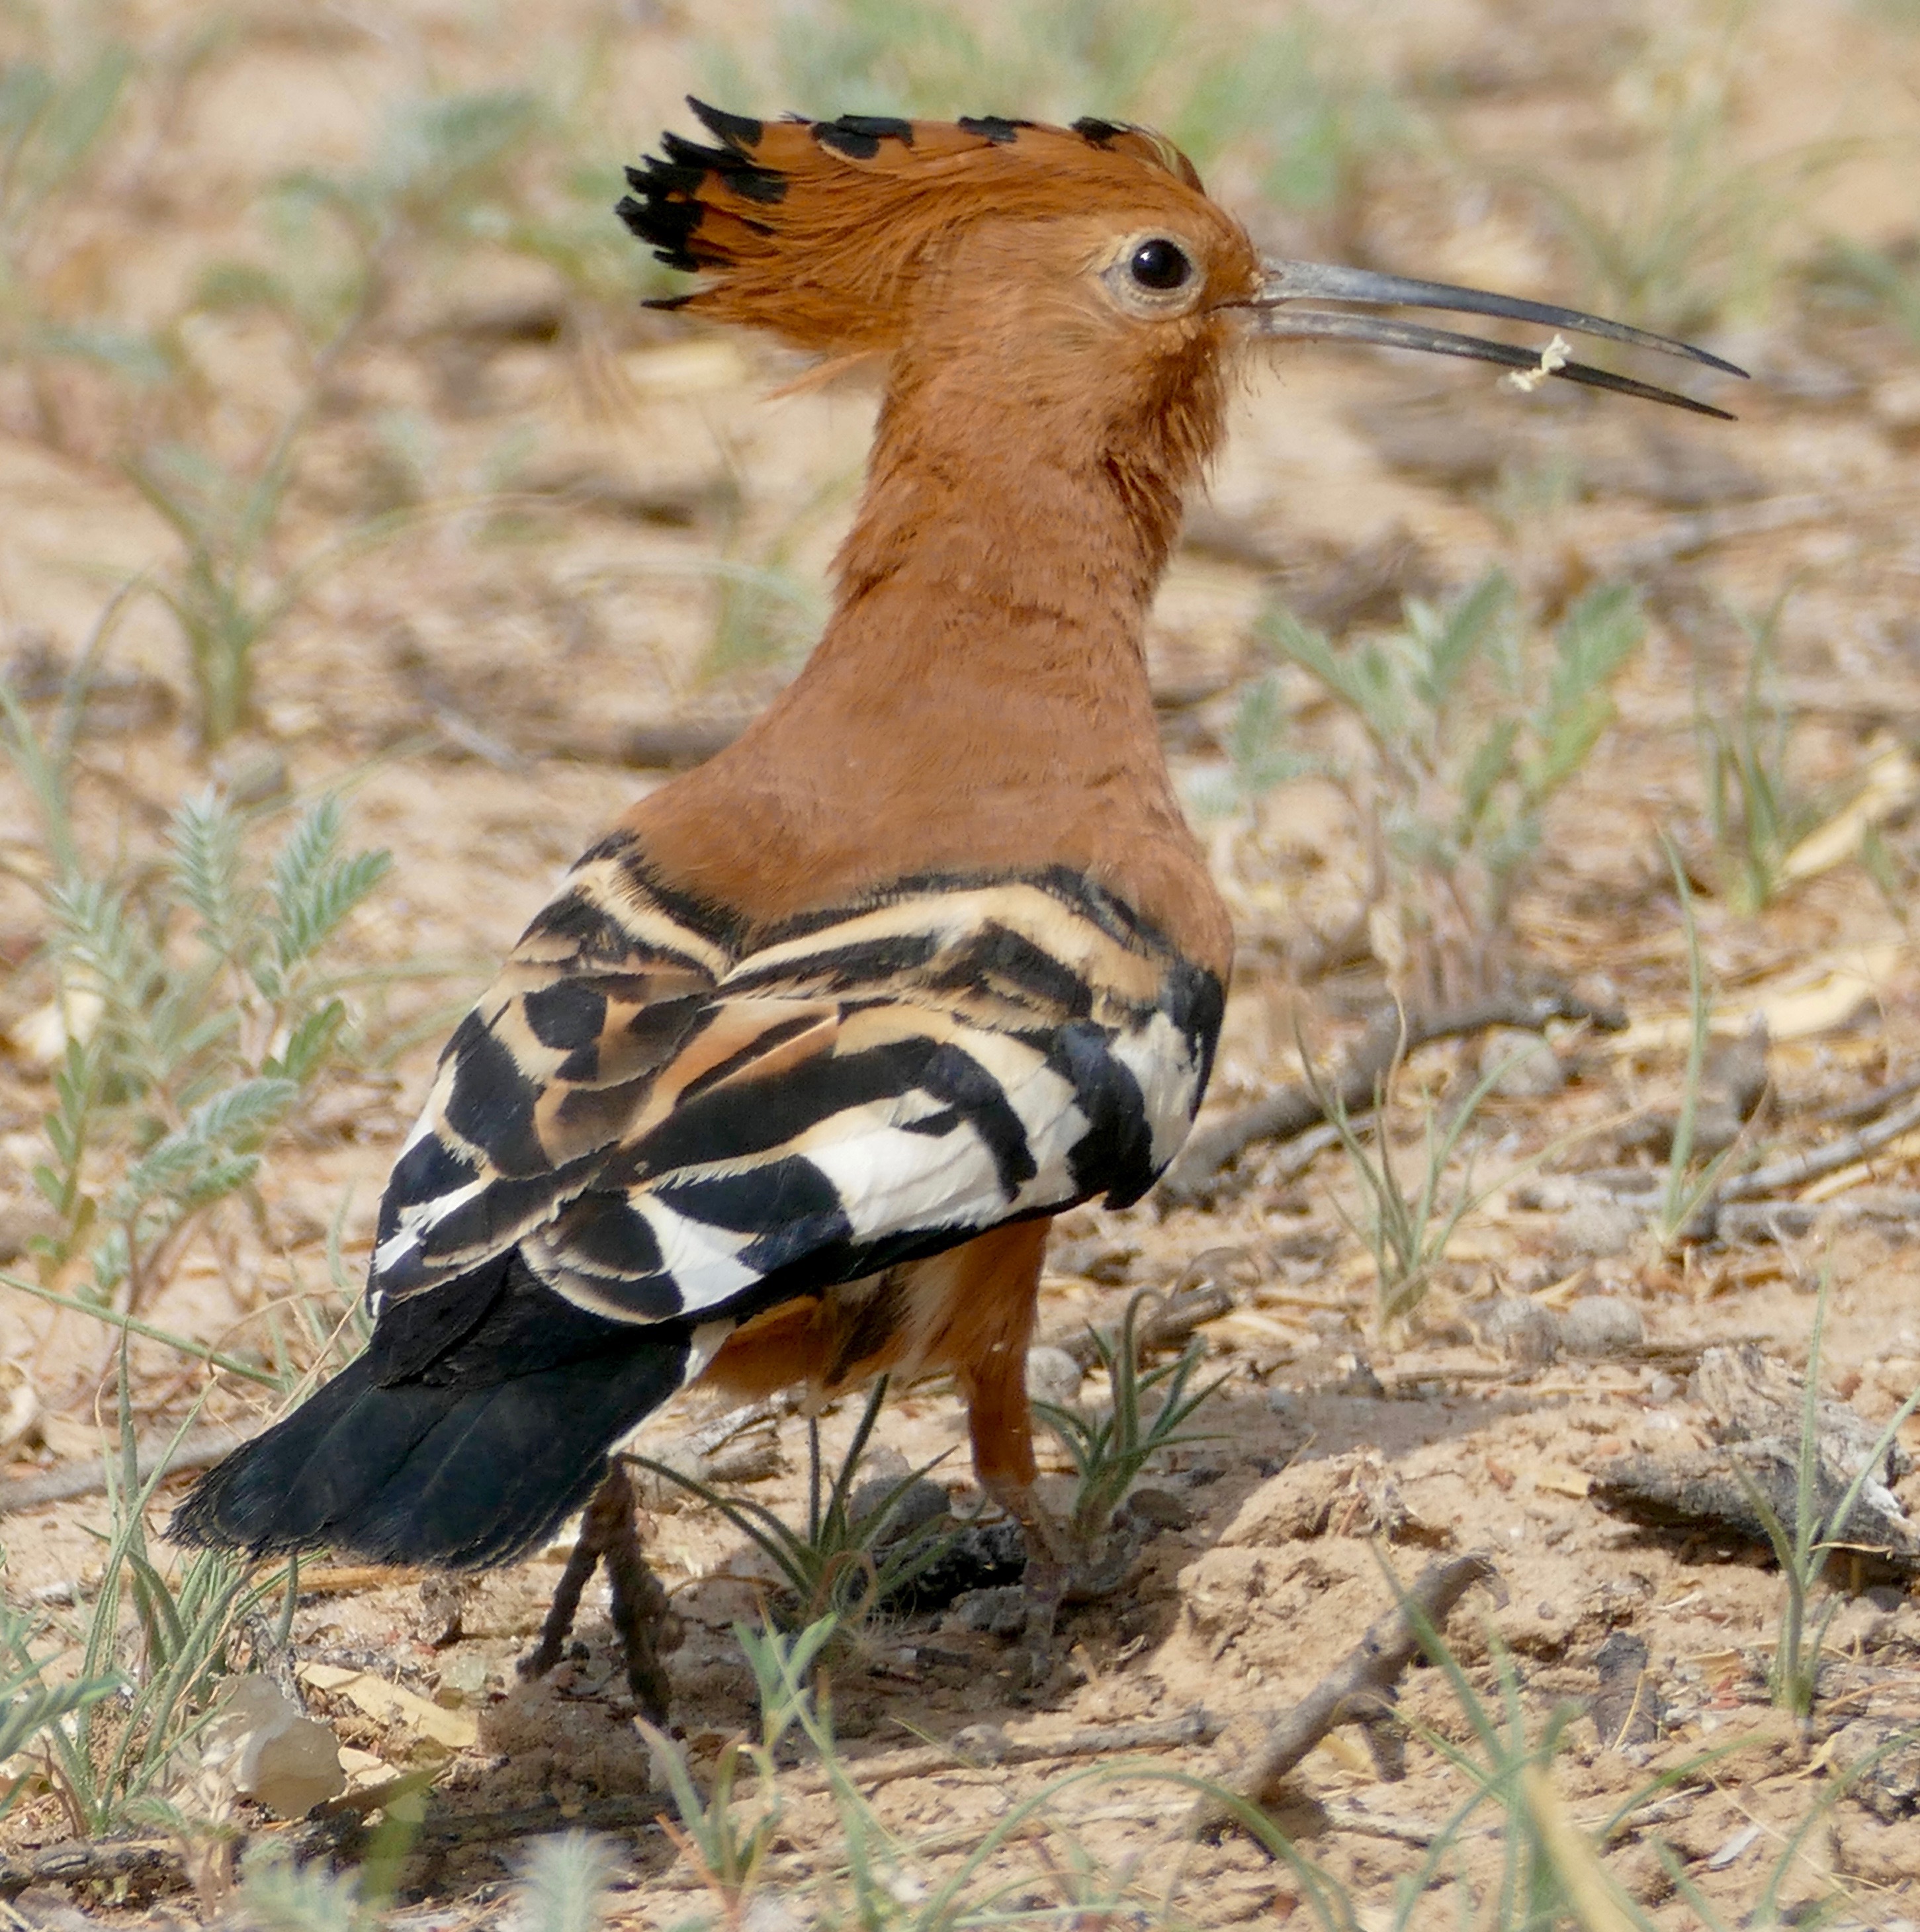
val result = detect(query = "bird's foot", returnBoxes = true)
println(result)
[984,1487,1147,1690]
[518,1460,681,1725]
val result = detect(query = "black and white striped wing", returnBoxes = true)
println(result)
[371,849,1223,1340]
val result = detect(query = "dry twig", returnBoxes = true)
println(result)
[0,1425,247,1517]
[789,1706,1221,1794]
[1158,989,1621,1206]
[1186,1552,1501,1841]
[1714,1090,1920,1208]
[1046,1282,1235,1372]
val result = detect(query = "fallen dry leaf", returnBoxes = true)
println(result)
[1613,942,1903,1055]
[297,1663,478,1751]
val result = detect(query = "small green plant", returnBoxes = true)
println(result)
[218,1782,433,1931]
[126,441,329,750]
[1311,1035,1524,1329]
[1034,1289,1227,1550]
[219,1845,380,1932]
[1,664,392,1316]
[1805,233,1920,346]
[0,31,167,448]
[1651,842,1739,1252]
[1393,1629,1647,1931]
[130,83,554,744]
[1184,673,1306,820]
[512,1831,623,1932]
[634,1378,956,1633]
[650,1617,1147,1927]
[0,1602,120,1820]
[1694,596,1827,914]
[0,1353,282,1837]
[1737,1277,1920,1722]
[641,1616,838,1918]
[1264,571,1646,1004]
[1503,10,1841,336]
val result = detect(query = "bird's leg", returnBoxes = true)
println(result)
[943,1222,1145,1683]
[599,1462,680,1724]
[517,1460,680,1725]
[959,1312,1078,1684]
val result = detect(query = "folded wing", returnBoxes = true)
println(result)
[368,839,1222,1355]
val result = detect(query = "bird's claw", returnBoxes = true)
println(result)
[519,1460,682,1725]
[1004,1520,1147,1689]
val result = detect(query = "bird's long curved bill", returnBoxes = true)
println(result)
[1249,259,1747,419]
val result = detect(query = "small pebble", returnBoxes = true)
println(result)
[1559,1295,1644,1358]
[1645,1372,1680,1405]
[1556,1198,1647,1260]
[1474,1297,1561,1366]
[848,1473,949,1538]
[949,1722,1012,1764]
[953,1586,1029,1639]
[1121,1486,1192,1532]
[1025,1344,1084,1411]
[1482,1027,1564,1099]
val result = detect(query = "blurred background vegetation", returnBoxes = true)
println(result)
[0,0,1915,1920]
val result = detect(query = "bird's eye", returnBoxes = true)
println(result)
[1128,238,1192,292]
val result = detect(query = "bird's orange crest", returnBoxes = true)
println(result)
[620,101,1225,353]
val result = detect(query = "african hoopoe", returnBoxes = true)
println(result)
[177,103,1738,1702]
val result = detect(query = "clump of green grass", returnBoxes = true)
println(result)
[647,1616,1151,1927]
[1499,10,1844,337]
[634,1378,957,1635]
[0,27,163,448]
[130,81,556,745]
[1311,1034,1527,1329]
[631,1573,1866,1930]
[1649,840,1737,1254]
[0,1348,286,1838]
[1692,595,1830,916]
[1184,673,1307,822]
[1,646,392,1320]
[1734,1275,1920,1722]
[1262,570,1646,1006]
[1035,1289,1227,1552]
[640,1616,834,1916]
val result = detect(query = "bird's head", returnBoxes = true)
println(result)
[621,103,1741,504]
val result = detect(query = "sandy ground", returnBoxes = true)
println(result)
[0,0,1918,1923]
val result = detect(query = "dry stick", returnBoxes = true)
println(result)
[1048,1283,1235,1374]
[0,1838,187,1902]
[788,1706,1221,1795]
[0,1791,676,1901]
[1715,1089,1920,1206]
[1158,989,1622,1208]
[1184,1552,1500,1842]
[0,1424,247,1516]
[1808,1069,1920,1129]
[1319,1798,1442,1846]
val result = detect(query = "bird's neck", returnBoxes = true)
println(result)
[625,375,1229,966]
